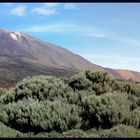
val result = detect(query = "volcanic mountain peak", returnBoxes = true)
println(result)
[0,28,103,71]
[9,32,22,42]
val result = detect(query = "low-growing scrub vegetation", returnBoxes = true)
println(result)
[0,70,140,137]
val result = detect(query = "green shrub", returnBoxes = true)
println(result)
[100,124,140,138]
[81,93,131,129]
[1,70,140,137]
[30,132,61,138]
[3,75,72,103]
[130,108,140,128]
[0,88,8,97]
[0,89,16,104]
[0,99,81,133]
[85,70,113,83]
[64,90,93,106]
[69,72,93,91]
[85,70,122,94]
[17,132,64,138]
[127,94,140,110]
[121,82,140,96]
[69,70,122,95]
[0,122,22,138]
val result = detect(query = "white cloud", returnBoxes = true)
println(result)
[64,3,77,10]
[31,3,60,16]
[20,24,69,32]
[31,3,77,17]
[10,5,26,16]
[18,23,107,38]
[31,3,59,16]
[43,3,59,8]
[4,3,13,6]
[31,7,56,16]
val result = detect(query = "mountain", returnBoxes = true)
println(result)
[105,68,140,82]
[0,28,104,87]
[115,69,140,82]
[0,28,139,87]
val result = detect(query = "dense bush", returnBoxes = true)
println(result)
[0,89,16,104]
[81,93,131,129]
[120,82,140,97]
[69,72,93,91]
[0,70,140,138]
[30,132,61,138]
[0,88,8,97]
[127,95,140,110]
[0,99,81,133]
[1,75,72,104]
[130,108,140,128]
[0,122,61,138]
[69,70,122,95]
[64,90,93,106]
[85,70,113,82]
[0,122,22,138]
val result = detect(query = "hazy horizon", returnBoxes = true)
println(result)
[0,3,140,72]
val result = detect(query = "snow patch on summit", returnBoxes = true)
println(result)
[9,32,22,41]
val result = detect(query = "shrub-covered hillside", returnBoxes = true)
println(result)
[1,70,140,138]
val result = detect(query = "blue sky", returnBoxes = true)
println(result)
[0,3,140,72]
